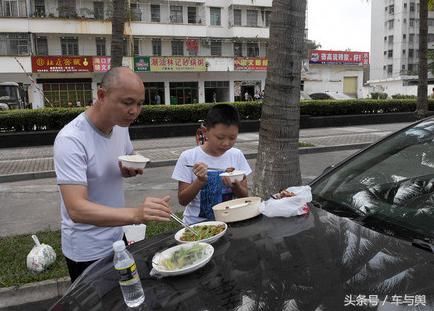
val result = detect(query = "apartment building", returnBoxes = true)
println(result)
[370,0,434,95]
[0,0,275,108]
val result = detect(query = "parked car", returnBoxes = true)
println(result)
[309,91,353,100]
[51,119,434,310]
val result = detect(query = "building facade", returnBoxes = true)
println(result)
[0,0,368,108]
[369,0,434,96]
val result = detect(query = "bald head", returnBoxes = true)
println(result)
[100,66,143,93]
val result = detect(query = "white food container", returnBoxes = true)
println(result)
[212,197,261,223]
[118,154,150,169]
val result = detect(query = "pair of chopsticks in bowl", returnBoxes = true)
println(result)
[170,213,200,237]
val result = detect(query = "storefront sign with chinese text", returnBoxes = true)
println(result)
[149,57,206,72]
[93,56,111,72]
[134,56,150,72]
[234,57,268,71]
[309,50,369,65]
[31,56,93,73]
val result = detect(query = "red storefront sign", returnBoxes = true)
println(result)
[93,56,111,72]
[31,56,93,73]
[234,57,268,71]
[309,50,369,65]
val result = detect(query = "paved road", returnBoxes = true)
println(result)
[0,122,413,238]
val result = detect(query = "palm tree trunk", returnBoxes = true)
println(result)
[253,0,305,198]
[111,0,126,67]
[416,0,428,119]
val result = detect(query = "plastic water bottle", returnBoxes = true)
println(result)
[113,240,145,307]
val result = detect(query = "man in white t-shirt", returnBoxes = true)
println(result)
[172,104,252,224]
[54,67,172,283]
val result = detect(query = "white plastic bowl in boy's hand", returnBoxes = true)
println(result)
[219,170,245,183]
[118,154,150,169]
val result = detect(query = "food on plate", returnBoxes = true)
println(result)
[180,224,226,241]
[160,243,207,270]
[271,190,296,200]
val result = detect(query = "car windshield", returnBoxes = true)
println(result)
[311,119,434,241]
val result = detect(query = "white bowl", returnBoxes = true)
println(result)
[174,221,228,244]
[118,154,150,169]
[213,197,262,223]
[152,242,214,277]
[219,170,245,183]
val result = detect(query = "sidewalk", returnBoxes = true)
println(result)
[0,122,411,183]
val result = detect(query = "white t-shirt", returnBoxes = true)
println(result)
[53,113,133,262]
[172,146,252,225]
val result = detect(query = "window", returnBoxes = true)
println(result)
[410,2,415,12]
[389,5,394,14]
[409,33,415,42]
[388,19,394,29]
[41,80,92,108]
[247,42,259,57]
[387,64,393,74]
[404,3,407,9]
[403,49,406,54]
[384,36,387,41]
[130,3,141,21]
[409,48,414,57]
[247,10,258,26]
[35,36,48,55]
[403,34,407,40]
[210,7,221,26]
[387,50,393,58]
[188,6,196,24]
[264,10,271,27]
[210,40,222,56]
[388,35,393,43]
[1,0,27,17]
[234,42,243,57]
[402,64,406,70]
[34,0,46,17]
[93,1,104,19]
[133,38,140,56]
[169,82,199,105]
[171,39,184,56]
[58,0,76,18]
[96,37,105,56]
[151,4,160,22]
[384,50,387,55]
[61,37,79,55]
[170,5,183,23]
[233,9,241,26]
[152,39,161,56]
[0,33,30,55]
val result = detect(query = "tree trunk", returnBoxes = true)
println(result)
[253,0,305,198]
[111,0,126,67]
[416,0,428,119]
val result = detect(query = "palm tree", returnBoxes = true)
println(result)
[253,0,305,198]
[111,0,126,67]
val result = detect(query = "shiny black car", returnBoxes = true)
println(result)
[51,119,434,311]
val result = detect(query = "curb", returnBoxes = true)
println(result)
[0,144,368,184]
[0,277,70,309]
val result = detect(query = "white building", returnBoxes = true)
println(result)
[369,0,434,96]
[0,0,366,108]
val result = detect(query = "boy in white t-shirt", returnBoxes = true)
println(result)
[172,104,252,224]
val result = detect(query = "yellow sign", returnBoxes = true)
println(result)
[150,57,206,72]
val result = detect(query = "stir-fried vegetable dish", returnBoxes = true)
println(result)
[180,224,226,241]
[160,244,207,270]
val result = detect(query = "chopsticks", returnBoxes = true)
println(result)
[170,213,200,237]
[185,164,225,171]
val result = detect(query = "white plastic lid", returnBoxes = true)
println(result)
[113,240,126,252]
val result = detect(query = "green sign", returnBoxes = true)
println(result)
[134,56,150,72]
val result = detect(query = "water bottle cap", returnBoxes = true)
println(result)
[113,240,126,252]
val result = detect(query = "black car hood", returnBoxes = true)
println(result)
[51,207,434,311]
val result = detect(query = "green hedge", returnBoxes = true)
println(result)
[0,100,432,132]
